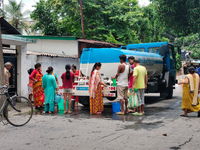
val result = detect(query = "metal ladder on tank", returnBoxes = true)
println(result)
[78,51,91,86]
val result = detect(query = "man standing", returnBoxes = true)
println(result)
[4,62,12,85]
[113,54,129,115]
[132,59,148,115]
[185,52,191,62]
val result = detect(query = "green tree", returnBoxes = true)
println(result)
[31,0,170,44]
[173,33,200,61]
[2,0,31,34]
[31,0,143,44]
[31,0,82,36]
[156,0,200,36]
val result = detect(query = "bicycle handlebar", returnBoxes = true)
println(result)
[0,85,8,90]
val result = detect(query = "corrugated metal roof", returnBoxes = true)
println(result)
[27,51,78,58]
[77,39,122,47]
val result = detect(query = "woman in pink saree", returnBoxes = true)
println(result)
[89,62,107,114]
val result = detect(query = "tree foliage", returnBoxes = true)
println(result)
[1,0,31,34]
[31,0,169,44]
[174,33,200,60]
[157,0,200,36]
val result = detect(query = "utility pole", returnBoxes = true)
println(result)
[0,22,5,110]
[0,0,4,17]
[2,0,4,18]
[80,0,85,39]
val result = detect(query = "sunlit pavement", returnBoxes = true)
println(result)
[0,88,200,150]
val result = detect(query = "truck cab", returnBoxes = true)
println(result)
[127,42,177,98]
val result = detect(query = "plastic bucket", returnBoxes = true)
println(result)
[55,94,62,103]
[58,99,69,111]
[112,102,121,113]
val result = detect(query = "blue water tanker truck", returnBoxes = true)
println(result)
[73,42,179,106]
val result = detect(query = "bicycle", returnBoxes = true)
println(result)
[0,85,33,127]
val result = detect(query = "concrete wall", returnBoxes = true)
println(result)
[37,56,79,85]
[21,55,79,97]
[17,45,30,97]
[27,39,78,56]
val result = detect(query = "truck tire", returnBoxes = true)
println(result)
[166,80,173,99]
[79,96,90,107]
[106,97,117,101]
[106,91,117,101]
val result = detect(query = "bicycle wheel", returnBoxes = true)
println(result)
[3,96,33,127]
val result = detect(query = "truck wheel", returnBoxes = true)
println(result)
[166,80,173,99]
[106,97,117,101]
[106,91,117,101]
[79,96,90,107]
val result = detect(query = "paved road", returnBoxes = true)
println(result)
[0,91,200,150]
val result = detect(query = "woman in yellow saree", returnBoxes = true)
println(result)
[89,62,107,115]
[29,63,44,109]
[178,67,200,117]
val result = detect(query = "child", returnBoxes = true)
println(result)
[61,64,75,114]
[71,64,80,107]
[27,68,34,104]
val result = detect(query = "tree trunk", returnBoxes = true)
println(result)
[0,22,5,110]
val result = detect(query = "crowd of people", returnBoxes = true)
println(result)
[88,55,148,115]
[25,55,148,115]
[27,63,80,114]
[3,53,200,117]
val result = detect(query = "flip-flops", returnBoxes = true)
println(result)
[64,111,68,114]
[128,110,135,113]
[132,112,143,116]
[180,114,188,117]
[116,112,125,115]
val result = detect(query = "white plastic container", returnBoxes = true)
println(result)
[174,84,183,95]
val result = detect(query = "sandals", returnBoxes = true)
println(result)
[116,112,125,115]
[128,110,136,113]
[180,114,188,117]
[133,112,143,116]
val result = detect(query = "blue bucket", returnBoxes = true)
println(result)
[112,102,121,113]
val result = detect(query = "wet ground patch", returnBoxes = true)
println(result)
[34,104,171,123]
[124,120,164,130]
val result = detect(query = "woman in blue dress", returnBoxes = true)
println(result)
[42,66,58,113]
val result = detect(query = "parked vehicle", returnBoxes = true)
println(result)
[73,42,179,106]
[183,61,200,75]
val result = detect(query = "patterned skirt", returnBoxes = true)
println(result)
[90,84,104,114]
[33,84,44,107]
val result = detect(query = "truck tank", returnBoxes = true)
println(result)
[80,48,163,78]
